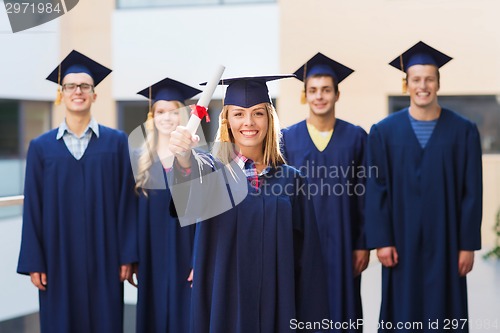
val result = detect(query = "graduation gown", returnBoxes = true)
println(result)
[17,126,137,333]
[135,158,195,333]
[173,156,329,333]
[282,119,367,332]
[365,108,482,333]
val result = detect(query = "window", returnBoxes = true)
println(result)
[117,0,275,9]
[389,95,500,154]
[0,100,19,158]
[0,100,51,218]
[118,99,222,147]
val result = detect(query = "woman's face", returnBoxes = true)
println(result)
[227,103,269,152]
[153,100,181,137]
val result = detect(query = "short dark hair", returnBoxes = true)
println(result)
[305,74,339,94]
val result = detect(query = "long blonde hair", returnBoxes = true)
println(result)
[212,103,286,168]
[135,100,188,193]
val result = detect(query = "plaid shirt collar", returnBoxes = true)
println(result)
[233,152,270,189]
[56,117,100,140]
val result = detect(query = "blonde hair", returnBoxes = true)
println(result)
[135,100,188,194]
[212,103,286,168]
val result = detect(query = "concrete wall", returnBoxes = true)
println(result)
[0,6,59,101]
[112,3,280,102]
[54,0,116,128]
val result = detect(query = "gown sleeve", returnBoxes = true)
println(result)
[352,128,367,250]
[118,133,139,265]
[292,173,329,328]
[17,140,46,275]
[365,124,394,249]
[459,123,482,251]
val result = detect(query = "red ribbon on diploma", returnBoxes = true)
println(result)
[190,105,210,122]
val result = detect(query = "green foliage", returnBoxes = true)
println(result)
[483,208,500,259]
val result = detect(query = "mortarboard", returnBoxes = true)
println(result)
[137,77,202,129]
[293,52,354,84]
[47,50,112,86]
[137,77,201,104]
[46,50,112,105]
[388,41,453,93]
[202,74,296,108]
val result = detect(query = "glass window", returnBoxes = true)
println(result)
[22,101,52,156]
[118,99,222,146]
[388,95,500,154]
[0,100,20,158]
[119,102,149,136]
[0,100,51,219]
[117,0,274,9]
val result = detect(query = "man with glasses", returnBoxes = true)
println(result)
[17,50,137,333]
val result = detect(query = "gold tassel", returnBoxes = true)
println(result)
[301,61,308,104]
[146,111,154,132]
[399,55,407,94]
[220,118,230,142]
[300,90,307,104]
[54,63,62,105]
[54,88,62,106]
[146,86,154,132]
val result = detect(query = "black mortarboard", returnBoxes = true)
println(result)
[46,50,112,86]
[202,74,295,108]
[293,52,354,84]
[389,41,452,72]
[137,77,201,103]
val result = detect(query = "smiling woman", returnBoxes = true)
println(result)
[168,74,329,333]
[132,76,200,333]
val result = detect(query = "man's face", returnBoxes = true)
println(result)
[61,73,96,113]
[406,65,440,109]
[305,76,339,116]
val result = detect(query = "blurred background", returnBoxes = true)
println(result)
[1,0,499,332]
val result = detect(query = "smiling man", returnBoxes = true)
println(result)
[282,53,369,333]
[17,50,137,333]
[365,41,483,333]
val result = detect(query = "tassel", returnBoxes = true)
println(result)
[146,111,154,132]
[54,88,62,106]
[220,118,230,142]
[300,90,307,104]
[399,55,407,94]
[55,63,62,105]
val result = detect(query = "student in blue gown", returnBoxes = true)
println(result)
[169,75,329,333]
[282,53,369,332]
[132,77,200,333]
[365,41,483,333]
[17,50,137,333]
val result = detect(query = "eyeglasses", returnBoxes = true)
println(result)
[62,83,94,94]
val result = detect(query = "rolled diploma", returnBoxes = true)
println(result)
[186,64,225,134]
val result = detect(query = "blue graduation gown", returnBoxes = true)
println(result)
[282,119,367,332]
[135,158,195,333]
[17,126,137,333]
[365,108,482,333]
[174,157,329,333]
